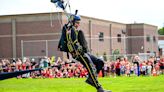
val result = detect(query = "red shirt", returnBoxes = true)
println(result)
[68,71,74,77]
[115,62,120,69]
[160,59,164,66]
[22,64,26,70]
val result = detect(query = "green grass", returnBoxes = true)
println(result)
[0,75,164,92]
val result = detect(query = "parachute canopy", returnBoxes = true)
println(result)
[51,0,65,10]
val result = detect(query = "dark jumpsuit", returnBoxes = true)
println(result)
[58,25,104,89]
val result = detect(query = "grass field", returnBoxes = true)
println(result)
[0,75,164,92]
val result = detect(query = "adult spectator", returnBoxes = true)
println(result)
[132,55,140,76]
[160,57,164,74]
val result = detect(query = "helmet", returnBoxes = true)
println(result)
[73,15,81,21]
[70,15,81,23]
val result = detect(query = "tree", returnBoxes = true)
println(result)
[96,53,99,57]
[103,52,107,61]
[111,49,120,60]
[158,27,164,35]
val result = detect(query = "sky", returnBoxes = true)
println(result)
[0,0,164,28]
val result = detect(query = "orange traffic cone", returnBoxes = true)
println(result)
[98,70,103,77]
[152,68,157,76]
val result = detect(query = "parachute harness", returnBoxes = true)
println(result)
[51,0,100,88]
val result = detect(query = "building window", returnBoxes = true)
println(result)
[153,36,156,42]
[147,51,150,53]
[117,34,121,42]
[99,32,104,41]
[146,35,150,42]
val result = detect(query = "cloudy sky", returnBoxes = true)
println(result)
[0,0,164,28]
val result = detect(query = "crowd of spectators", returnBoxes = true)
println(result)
[0,55,164,79]
[0,56,88,78]
[104,56,164,77]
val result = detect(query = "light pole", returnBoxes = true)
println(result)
[151,36,154,56]
[122,30,127,55]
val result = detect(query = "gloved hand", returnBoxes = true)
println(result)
[66,22,73,30]
[76,43,83,53]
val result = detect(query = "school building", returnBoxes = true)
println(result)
[0,12,158,59]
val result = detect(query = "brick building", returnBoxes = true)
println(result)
[0,12,158,59]
[158,36,164,56]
